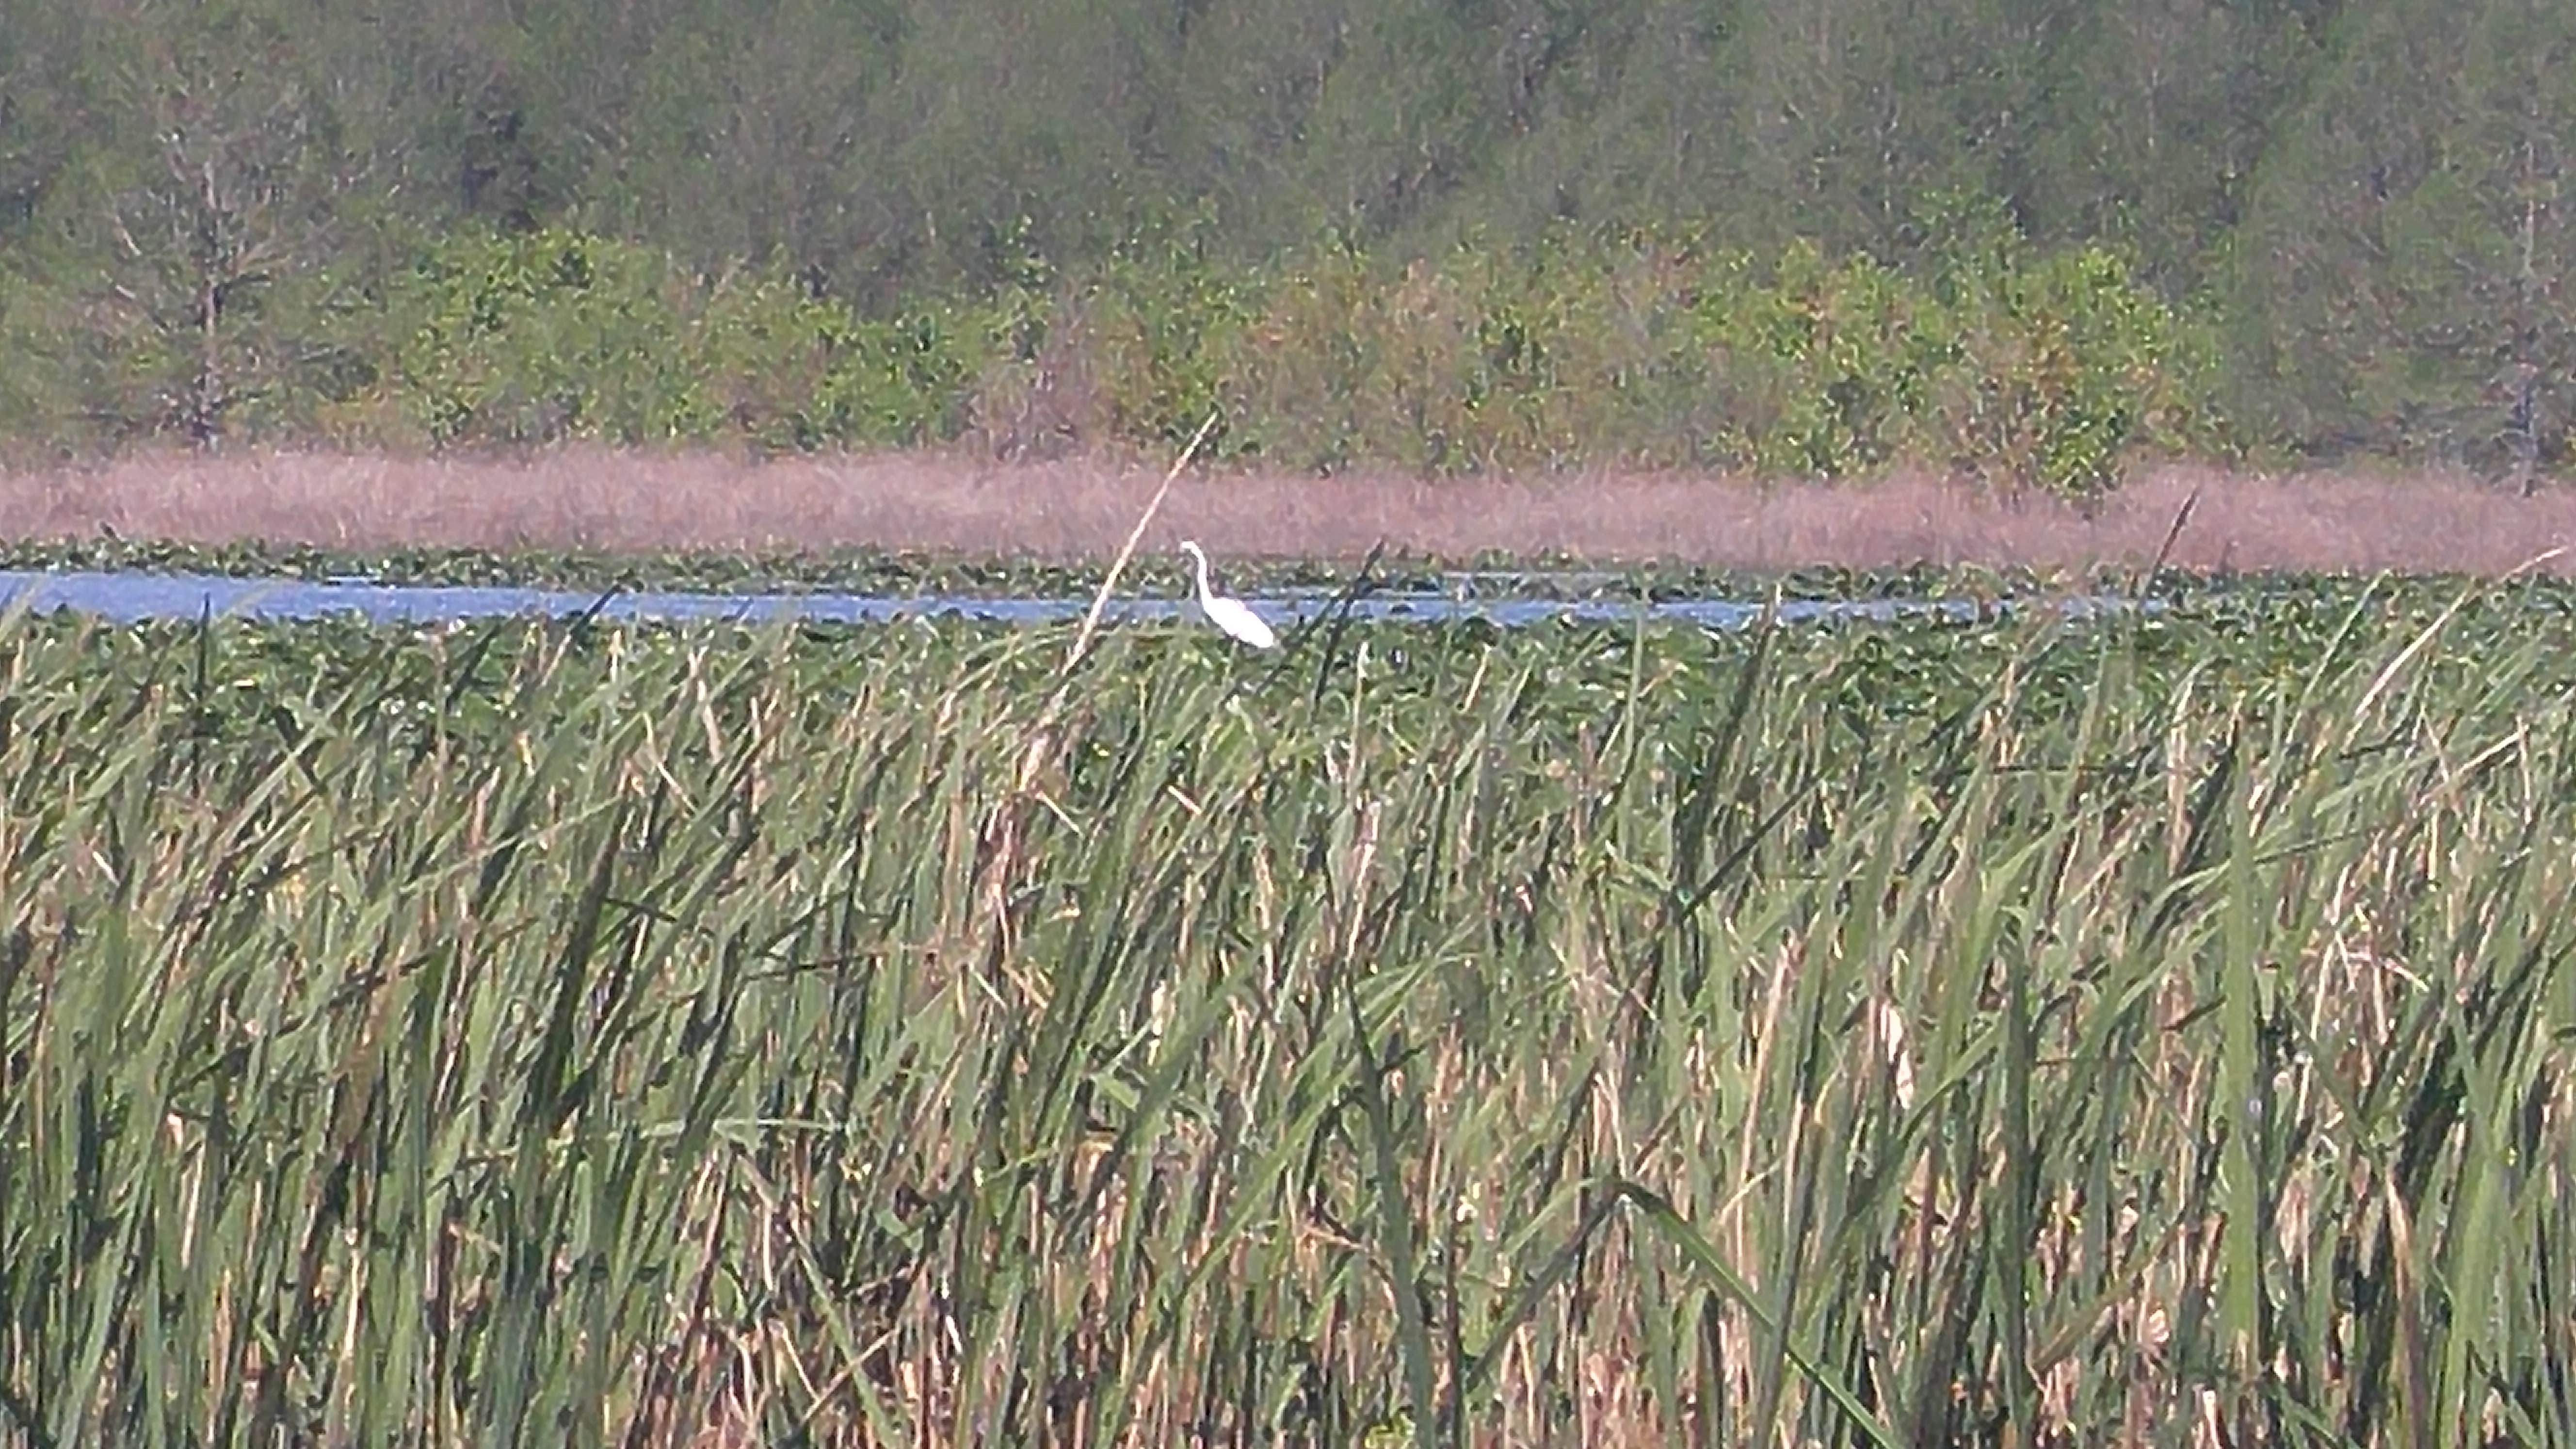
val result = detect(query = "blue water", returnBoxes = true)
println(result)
[0,568,2139,632]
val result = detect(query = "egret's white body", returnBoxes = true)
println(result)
[1177,540,1278,650]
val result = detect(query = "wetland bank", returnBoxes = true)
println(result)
[11,0,2576,1432]
[4,541,2574,1445]
[9,451,2576,580]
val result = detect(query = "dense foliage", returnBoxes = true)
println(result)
[4,589,2575,1444]
[1,0,2570,480]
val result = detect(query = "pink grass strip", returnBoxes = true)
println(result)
[6,448,2574,575]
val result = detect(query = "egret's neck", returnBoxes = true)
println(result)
[1189,550,1215,602]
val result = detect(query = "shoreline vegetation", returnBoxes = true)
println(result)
[8,211,2564,558]
[5,450,2576,583]
[11,4,2576,1442]
[8,215,2238,497]
[5,0,2573,492]
[7,579,2573,1446]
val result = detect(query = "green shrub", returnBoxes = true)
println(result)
[355,228,712,446]
[807,299,1014,450]
[7,199,2228,485]
[326,227,1010,453]
[1079,227,1268,456]
[1916,195,2226,496]
[1675,239,1962,479]
[1175,213,2221,490]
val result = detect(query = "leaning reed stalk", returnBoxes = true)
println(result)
[1,583,2574,1447]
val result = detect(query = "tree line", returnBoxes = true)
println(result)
[0,0,2567,483]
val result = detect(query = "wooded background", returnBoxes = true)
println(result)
[0,0,2567,482]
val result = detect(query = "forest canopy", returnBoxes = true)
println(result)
[0,0,2568,485]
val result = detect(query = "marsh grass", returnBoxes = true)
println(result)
[13,453,2576,583]
[2,585,2574,1446]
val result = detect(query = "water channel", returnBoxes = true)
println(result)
[0,567,2149,632]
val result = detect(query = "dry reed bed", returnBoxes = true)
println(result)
[4,448,2576,575]
[1,588,2572,1446]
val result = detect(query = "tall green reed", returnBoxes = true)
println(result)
[0,586,2571,1446]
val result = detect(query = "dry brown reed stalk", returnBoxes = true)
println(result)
[968,415,1219,1023]
[1066,413,1220,667]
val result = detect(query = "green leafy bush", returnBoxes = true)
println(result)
[1202,215,2222,492]
[355,228,759,446]
[320,226,1012,453]
[1079,225,1268,456]
[1916,194,2226,495]
[11,202,2224,488]
[807,300,1015,451]
[1675,239,1961,479]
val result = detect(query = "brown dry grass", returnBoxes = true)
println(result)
[5,446,2574,574]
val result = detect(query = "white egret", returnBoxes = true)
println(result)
[1176,540,1278,650]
